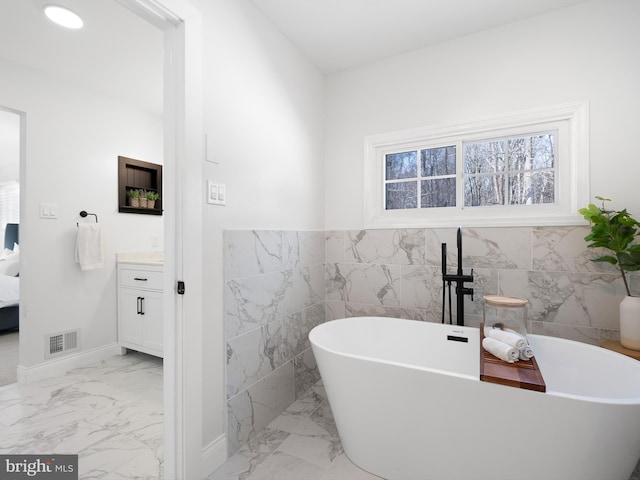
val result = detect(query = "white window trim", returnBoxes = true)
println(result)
[364,101,589,228]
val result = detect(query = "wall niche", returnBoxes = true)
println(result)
[118,156,163,215]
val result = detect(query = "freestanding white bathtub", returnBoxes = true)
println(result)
[309,317,640,480]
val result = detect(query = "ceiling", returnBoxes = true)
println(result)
[248,0,589,73]
[0,0,590,116]
[0,0,163,115]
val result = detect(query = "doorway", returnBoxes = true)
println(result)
[114,0,206,477]
[0,107,20,388]
[0,0,206,475]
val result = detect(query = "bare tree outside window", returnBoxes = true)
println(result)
[385,151,418,210]
[464,141,506,206]
[386,151,417,180]
[368,103,585,228]
[420,146,456,208]
[464,133,555,207]
[383,133,555,211]
[386,182,417,209]
[422,178,456,207]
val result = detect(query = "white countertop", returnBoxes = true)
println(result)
[116,251,164,266]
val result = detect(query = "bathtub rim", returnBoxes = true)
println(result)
[309,317,479,382]
[309,316,640,406]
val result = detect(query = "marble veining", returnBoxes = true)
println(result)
[210,381,383,480]
[212,379,640,480]
[328,226,631,345]
[225,230,327,456]
[326,263,401,306]
[225,231,324,280]
[325,231,345,264]
[345,229,426,265]
[227,322,283,399]
[226,264,324,339]
[224,225,638,458]
[0,351,162,479]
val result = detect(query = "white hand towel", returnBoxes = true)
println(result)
[75,224,103,271]
[482,337,519,363]
[484,327,527,350]
[518,345,534,361]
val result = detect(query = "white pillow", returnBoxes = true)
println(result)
[0,248,15,260]
[13,243,19,253]
[0,257,19,277]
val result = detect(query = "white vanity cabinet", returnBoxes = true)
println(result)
[117,260,164,358]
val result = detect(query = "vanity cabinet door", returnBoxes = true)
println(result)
[117,263,164,358]
[140,290,163,354]
[118,288,144,347]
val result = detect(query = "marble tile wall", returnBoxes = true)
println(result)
[225,225,628,456]
[325,226,627,345]
[224,230,325,455]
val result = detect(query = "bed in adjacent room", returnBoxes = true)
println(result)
[0,223,19,332]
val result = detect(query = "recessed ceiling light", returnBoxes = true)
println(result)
[44,5,84,29]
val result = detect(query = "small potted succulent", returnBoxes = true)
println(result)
[138,190,149,208]
[580,196,640,349]
[127,188,140,207]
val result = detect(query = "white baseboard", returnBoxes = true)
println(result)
[202,434,227,478]
[17,343,122,384]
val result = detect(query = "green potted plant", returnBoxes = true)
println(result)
[127,188,140,208]
[146,191,159,209]
[579,196,640,350]
[138,189,149,208]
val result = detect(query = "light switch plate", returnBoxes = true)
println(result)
[40,203,58,219]
[207,181,226,206]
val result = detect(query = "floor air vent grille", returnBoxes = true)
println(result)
[46,330,80,358]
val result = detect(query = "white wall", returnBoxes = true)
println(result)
[0,58,163,367]
[0,109,20,182]
[324,0,640,229]
[188,0,325,448]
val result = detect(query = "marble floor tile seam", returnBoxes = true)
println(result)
[0,352,163,480]
[238,392,351,479]
[0,394,163,451]
[211,385,331,480]
[241,429,384,480]
[241,416,347,480]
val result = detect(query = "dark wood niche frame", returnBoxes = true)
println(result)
[118,156,163,215]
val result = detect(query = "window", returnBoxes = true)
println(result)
[365,102,588,228]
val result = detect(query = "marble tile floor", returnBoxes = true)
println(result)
[211,380,640,480]
[2,350,637,480]
[0,329,18,386]
[0,350,163,479]
[209,381,382,480]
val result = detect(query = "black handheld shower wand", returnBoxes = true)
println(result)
[441,227,474,326]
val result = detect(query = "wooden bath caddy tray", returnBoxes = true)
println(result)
[479,324,546,392]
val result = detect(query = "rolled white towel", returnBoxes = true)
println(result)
[482,337,519,363]
[484,327,527,350]
[504,327,528,338]
[518,345,534,361]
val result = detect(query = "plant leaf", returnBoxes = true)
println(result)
[619,250,640,271]
[592,255,618,265]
